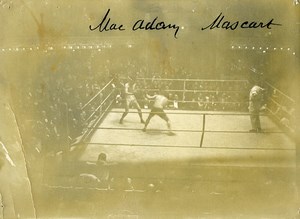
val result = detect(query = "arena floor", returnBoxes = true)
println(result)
[80,109,295,168]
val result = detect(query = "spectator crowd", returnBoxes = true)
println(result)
[11,67,110,155]
[10,57,294,157]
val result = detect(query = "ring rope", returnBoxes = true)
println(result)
[81,78,114,110]
[81,99,115,142]
[265,81,295,103]
[83,142,294,151]
[119,99,250,104]
[200,114,206,147]
[84,109,271,116]
[85,90,116,122]
[133,77,249,83]
[136,88,249,93]
[86,126,286,134]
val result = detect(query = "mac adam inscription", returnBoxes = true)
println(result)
[88,9,180,38]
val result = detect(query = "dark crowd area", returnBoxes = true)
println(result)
[10,69,111,155]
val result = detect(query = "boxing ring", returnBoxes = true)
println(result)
[77,78,295,168]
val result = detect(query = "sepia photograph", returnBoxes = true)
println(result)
[0,0,299,218]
